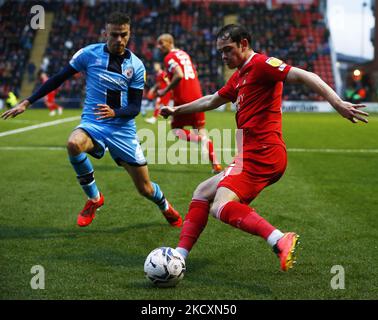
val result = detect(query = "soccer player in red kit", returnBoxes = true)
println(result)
[160,24,368,272]
[156,33,222,174]
[40,72,63,116]
[145,62,172,124]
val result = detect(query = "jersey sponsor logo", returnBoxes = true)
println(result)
[123,67,134,79]
[99,73,127,87]
[266,57,284,68]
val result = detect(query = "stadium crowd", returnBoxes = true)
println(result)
[1,0,342,104]
[0,1,36,98]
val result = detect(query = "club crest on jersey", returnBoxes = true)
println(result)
[123,67,134,79]
[266,57,283,68]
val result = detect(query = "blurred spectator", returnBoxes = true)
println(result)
[5,90,18,109]
[27,62,36,83]
[2,0,336,103]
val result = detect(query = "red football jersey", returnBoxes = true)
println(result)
[218,53,291,146]
[156,69,169,90]
[156,69,172,105]
[164,49,202,105]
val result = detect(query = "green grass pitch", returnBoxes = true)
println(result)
[0,109,377,299]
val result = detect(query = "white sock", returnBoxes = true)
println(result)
[267,229,284,247]
[175,247,188,260]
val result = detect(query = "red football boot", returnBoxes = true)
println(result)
[273,232,300,271]
[77,193,104,227]
[211,164,223,174]
[162,202,182,228]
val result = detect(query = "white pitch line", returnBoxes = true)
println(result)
[0,146,66,151]
[288,148,378,153]
[0,116,81,137]
[0,146,378,153]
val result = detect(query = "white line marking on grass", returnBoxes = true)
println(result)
[5,120,41,124]
[0,116,81,137]
[288,148,378,153]
[0,146,66,151]
[1,146,378,154]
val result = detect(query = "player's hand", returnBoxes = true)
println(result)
[334,101,369,123]
[160,106,175,119]
[156,89,167,97]
[94,104,115,120]
[1,100,30,120]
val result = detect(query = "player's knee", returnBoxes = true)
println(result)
[209,202,220,218]
[192,181,211,201]
[66,139,82,155]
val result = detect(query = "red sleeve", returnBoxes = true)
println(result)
[256,56,291,83]
[218,71,238,102]
[165,52,180,74]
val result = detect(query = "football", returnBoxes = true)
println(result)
[144,247,186,287]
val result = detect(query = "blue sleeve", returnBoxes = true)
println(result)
[69,48,88,72]
[114,88,143,118]
[28,65,78,104]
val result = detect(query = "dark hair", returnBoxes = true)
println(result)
[106,12,131,25]
[216,24,252,45]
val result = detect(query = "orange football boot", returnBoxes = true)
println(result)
[273,232,300,271]
[212,164,223,174]
[77,193,104,227]
[162,202,182,228]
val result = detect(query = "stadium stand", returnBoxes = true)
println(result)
[1,0,339,106]
[0,1,37,98]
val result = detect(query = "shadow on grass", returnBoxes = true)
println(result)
[0,223,181,269]
[1,225,271,296]
[94,164,209,176]
[0,222,167,240]
[129,256,272,297]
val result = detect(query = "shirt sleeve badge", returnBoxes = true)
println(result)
[266,57,283,67]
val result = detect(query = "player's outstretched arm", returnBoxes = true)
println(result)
[286,67,368,123]
[2,65,77,120]
[1,99,30,120]
[160,93,229,118]
[157,66,183,97]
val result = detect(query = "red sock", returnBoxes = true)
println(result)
[175,129,201,143]
[177,199,209,252]
[46,102,56,111]
[219,201,275,240]
[207,139,217,164]
[153,105,160,118]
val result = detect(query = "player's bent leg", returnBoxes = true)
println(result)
[192,171,223,202]
[67,129,96,156]
[121,162,182,227]
[212,191,277,239]
[209,187,240,219]
[67,129,103,227]
[211,187,300,271]
[176,173,224,259]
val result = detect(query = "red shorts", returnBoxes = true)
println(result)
[171,112,205,129]
[157,93,172,106]
[217,143,287,204]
